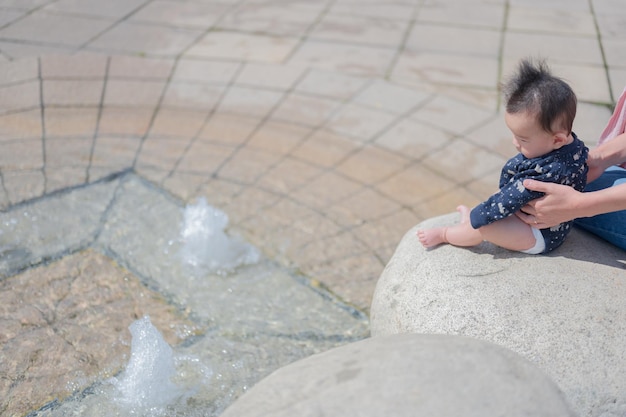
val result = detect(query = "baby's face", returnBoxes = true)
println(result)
[505,110,558,159]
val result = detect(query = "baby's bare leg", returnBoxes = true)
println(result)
[478,214,537,252]
[417,206,482,248]
[441,206,483,246]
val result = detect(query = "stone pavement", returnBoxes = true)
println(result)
[0,0,624,413]
[0,0,623,310]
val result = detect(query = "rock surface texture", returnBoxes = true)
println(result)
[220,333,575,417]
[370,213,626,417]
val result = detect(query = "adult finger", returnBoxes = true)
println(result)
[522,179,552,193]
[519,204,536,216]
[515,210,536,225]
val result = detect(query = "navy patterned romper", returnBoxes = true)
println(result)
[469,133,588,254]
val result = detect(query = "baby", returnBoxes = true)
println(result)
[418,59,588,254]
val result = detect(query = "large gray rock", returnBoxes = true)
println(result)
[221,333,575,417]
[371,213,626,417]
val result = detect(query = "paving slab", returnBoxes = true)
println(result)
[0,249,195,417]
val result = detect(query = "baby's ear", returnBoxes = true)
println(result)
[552,131,570,149]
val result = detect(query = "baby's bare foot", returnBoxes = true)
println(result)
[456,205,471,223]
[417,227,447,248]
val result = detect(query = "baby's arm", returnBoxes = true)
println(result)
[470,167,557,229]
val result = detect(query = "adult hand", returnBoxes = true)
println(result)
[586,148,607,183]
[517,180,583,228]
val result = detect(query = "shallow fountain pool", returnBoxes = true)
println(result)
[0,172,369,416]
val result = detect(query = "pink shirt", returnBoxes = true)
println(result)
[599,86,626,168]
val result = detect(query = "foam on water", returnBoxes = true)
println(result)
[110,316,182,414]
[179,198,260,275]
[41,317,216,417]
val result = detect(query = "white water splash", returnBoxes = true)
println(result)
[110,316,182,414]
[180,198,260,275]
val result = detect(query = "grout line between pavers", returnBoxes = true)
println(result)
[37,56,48,194]
[0,38,75,57]
[0,0,58,35]
[495,0,510,111]
[75,0,155,52]
[0,105,43,119]
[130,58,181,170]
[279,0,338,65]
[89,170,135,247]
[0,168,8,205]
[1,168,129,212]
[383,0,424,80]
[587,0,614,103]
[160,60,247,186]
[167,0,249,59]
[85,56,110,183]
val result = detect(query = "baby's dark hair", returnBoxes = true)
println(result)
[503,58,577,134]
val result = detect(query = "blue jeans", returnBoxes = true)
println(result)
[574,166,626,250]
